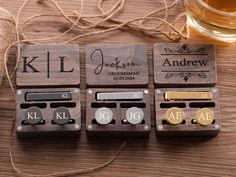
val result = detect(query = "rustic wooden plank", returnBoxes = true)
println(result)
[0,0,236,177]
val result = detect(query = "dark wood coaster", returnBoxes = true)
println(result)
[16,44,80,87]
[16,88,81,137]
[153,43,216,87]
[86,88,151,136]
[155,87,221,136]
[85,44,149,87]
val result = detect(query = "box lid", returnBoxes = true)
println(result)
[86,44,149,87]
[16,44,80,87]
[153,43,217,87]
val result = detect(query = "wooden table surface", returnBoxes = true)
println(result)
[1,0,236,176]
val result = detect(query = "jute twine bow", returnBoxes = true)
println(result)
[0,0,189,176]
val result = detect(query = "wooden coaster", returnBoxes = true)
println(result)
[155,87,221,136]
[86,88,151,136]
[153,43,216,87]
[86,44,149,87]
[16,44,80,87]
[16,88,81,137]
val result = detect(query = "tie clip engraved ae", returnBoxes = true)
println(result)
[164,91,213,101]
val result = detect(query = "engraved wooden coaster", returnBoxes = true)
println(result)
[85,44,149,87]
[155,87,221,136]
[16,88,81,137]
[86,88,151,136]
[153,43,216,87]
[16,44,80,87]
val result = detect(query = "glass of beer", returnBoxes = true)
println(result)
[184,0,236,43]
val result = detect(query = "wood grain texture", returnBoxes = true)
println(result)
[0,0,236,177]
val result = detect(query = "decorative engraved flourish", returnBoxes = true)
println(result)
[164,44,206,55]
[164,71,207,82]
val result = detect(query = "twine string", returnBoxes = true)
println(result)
[0,7,15,84]
[11,0,84,77]
[5,0,189,95]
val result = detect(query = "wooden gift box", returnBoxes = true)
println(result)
[153,43,221,136]
[16,44,81,137]
[85,44,151,136]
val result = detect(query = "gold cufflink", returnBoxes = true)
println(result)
[165,107,185,125]
[193,108,215,126]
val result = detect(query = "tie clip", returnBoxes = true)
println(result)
[164,91,212,101]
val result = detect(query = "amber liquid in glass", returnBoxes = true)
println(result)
[203,0,236,12]
[186,0,236,43]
